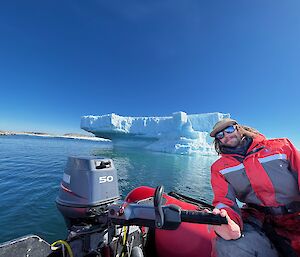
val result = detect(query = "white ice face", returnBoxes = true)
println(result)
[80,111,230,155]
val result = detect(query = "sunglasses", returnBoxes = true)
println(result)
[215,125,236,140]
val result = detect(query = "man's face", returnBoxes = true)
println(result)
[218,125,243,148]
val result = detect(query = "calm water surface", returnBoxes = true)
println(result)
[0,135,217,244]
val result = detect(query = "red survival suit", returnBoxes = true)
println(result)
[211,134,300,255]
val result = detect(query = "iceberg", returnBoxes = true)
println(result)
[80,112,230,155]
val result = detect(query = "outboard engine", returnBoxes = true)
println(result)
[55,157,145,257]
[56,156,120,228]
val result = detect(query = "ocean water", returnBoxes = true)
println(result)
[0,135,217,244]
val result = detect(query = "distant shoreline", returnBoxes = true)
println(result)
[0,130,111,142]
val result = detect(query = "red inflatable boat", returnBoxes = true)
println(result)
[0,185,220,257]
[125,186,217,257]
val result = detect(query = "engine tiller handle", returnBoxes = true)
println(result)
[181,210,228,225]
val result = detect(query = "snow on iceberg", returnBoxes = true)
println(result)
[80,112,230,155]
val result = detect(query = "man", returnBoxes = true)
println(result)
[209,118,300,257]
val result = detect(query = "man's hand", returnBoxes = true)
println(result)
[211,208,241,240]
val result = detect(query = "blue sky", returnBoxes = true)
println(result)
[0,1,299,146]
